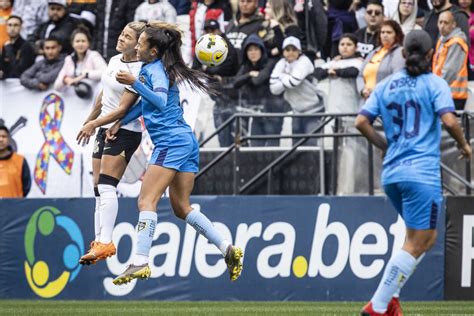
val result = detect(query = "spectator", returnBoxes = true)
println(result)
[135,0,177,24]
[12,0,49,39]
[0,125,31,198]
[226,0,266,58]
[433,11,469,109]
[327,0,359,58]
[457,0,474,76]
[315,33,365,195]
[358,20,405,99]
[234,34,287,146]
[294,0,328,60]
[270,36,323,146]
[20,37,65,90]
[393,0,423,34]
[54,27,107,96]
[29,0,79,55]
[169,0,192,15]
[0,16,35,79]
[423,0,469,47]
[0,0,12,51]
[94,0,142,60]
[192,19,240,146]
[355,0,384,58]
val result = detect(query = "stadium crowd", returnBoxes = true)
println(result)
[0,0,473,146]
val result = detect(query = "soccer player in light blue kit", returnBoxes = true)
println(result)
[356,30,472,315]
[107,22,243,285]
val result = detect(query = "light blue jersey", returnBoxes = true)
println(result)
[122,59,191,146]
[360,69,455,186]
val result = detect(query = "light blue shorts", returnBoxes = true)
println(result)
[383,181,442,230]
[150,133,199,173]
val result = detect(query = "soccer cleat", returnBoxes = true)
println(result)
[387,297,403,316]
[224,245,243,282]
[113,264,151,285]
[361,301,388,316]
[79,242,116,265]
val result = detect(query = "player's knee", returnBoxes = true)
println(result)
[172,205,189,219]
[137,196,157,212]
[98,174,119,198]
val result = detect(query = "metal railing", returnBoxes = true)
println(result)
[196,111,474,196]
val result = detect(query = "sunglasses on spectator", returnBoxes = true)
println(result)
[367,10,382,16]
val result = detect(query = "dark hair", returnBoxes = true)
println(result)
[379,20,404,46]
[405,51,430,76]
[7,15,23,24]
[0,126,10,135]
[367,0,384,9]
[339,33,358,46]
[44,35,61,45]
[70,26,92,43]
[144,22,214,93]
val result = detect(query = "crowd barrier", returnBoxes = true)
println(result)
[0,196,447,300]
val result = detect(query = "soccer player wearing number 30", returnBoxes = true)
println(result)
[356,30,472,315]
[108,21,243,285]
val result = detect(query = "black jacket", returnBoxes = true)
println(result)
[0,37,36,79]
[94,0,143,60]
[29,15,78,54]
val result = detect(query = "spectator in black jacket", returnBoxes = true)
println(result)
[0,16,35,79]
[20,37,64,90]
[29,0,78,55]
[94,0,142,60]
[193,19,240,147]
[294,0,328,59]
[169,0,191,15]
[234,34,287,146]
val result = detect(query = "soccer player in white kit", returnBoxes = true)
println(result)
[76,21,146,265]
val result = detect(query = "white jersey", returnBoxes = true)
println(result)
[99,54,142,132]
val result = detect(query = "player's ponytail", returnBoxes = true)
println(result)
[403,30,433,77]
[405,50,431,77]
[144,21,215,94]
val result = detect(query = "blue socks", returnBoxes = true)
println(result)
[185,208,230,256]
[133,211,157,266]
[371,249,418,313]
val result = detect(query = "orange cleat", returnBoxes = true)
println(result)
[79,241,116,265]
[361,301,388,316]
[387,297,403,316]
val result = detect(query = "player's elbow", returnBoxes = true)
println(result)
[441,112,459,130]
[355,115,369,132]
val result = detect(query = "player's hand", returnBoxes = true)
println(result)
[328,68,337,76]
[76,121,96,146]
[116,70,136,85]
[458,142,472,160]
[105,121,121,143]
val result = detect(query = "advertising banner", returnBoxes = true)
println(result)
[0,197,444,300]
[445,196,474,299]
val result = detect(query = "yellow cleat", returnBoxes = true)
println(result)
[113,264,151,285]
[79,242,116,265]
[225,245,243,282]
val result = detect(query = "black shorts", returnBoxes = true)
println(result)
[92,128,142,163]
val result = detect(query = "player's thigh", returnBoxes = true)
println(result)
[399,182,442,230]
[92,158,101,186]
[138,164,176,211]
[101,128,141,179]
[100,154,127,180]
[169,172,195,218]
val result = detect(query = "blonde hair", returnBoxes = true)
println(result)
[126,21,146,39]
[269,0,297,28]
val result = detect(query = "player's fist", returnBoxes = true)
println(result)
[116,70,136,85]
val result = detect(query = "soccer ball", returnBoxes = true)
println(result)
[195,34,228,67]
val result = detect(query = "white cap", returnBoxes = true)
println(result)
[282,36,301,50]
[48,0,67,7]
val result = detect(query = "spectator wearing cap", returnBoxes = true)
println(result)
[0,0,12,50]
[0,16,35,79]
[20,36,65,90]
[270,36,323,146]
[433,11,469,110]
[193,18,240,147]
[0,125,31,198]
[134,0,177,24]
[234,34,287,146]
[94,0,142,61]
[29,0,79,55]
[12,0,49,39]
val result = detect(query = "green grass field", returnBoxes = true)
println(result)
[1,300,474,315]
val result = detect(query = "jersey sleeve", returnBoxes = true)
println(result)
[131,65,169,112]
[431,76,456,116]
[359,86,382,123]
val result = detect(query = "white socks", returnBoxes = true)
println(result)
[371,249,418,313]
[98,184,118,244]
[94,195,101,242]
[133,211,157,266]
